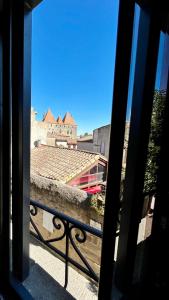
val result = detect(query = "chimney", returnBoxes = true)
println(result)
[34,139,41,147]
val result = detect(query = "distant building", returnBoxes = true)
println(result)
[93,125,111,159]
[47,132,77,149]
[93,122,130,165]
[77,123,130,165]
[31,107,77,149]
[31,144,107,193]
[77,134,93,152]
[43,109,77,139]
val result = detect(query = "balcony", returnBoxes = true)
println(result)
[24,199,104,299]
[21,195,153,299]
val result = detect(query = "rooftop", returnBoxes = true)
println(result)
[77,135,93,142]
[31,173,88,205]
[31,145,107,183]
[62,112,76,125]
[56,116,63,124]
[43,109,56,123]
[42,110,76,126]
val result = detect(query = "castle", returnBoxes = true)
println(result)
[31,108,77,149]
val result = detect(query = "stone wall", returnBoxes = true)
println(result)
[46,123,77,139]
[30,175,103,276]
[77,141,94,152]
[45,137,55,147]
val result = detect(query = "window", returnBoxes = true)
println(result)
[1,1,169,299]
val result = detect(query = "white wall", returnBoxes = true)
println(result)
[31,109,48,148]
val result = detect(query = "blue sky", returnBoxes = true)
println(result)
[32,0,119,134]
[32,1,164,135]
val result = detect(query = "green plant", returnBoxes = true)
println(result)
[89,193,105,215]
[144,90,166,192]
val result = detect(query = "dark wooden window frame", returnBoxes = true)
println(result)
[99,1,169,299]
[0,0,42,298]
[0,0,169,299]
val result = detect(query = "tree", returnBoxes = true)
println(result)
[144,90,166,193]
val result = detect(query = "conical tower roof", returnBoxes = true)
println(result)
[62,112,76,125]
[56,116,63,124]
[43,109,55,123]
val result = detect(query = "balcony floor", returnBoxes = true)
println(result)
[23,236,98,300]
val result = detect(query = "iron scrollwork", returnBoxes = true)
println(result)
[30,204,67,243]
[69,225,98,282]
[30,200,101,288]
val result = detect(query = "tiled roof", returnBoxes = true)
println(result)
[56,116,63,124]
[31,173,88,204]
[62,112,76,125]
[77,135,93,142]
[43,109,56,123]
[31,145,106,183]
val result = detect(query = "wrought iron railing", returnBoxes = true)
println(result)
[30,191,154,289]
[30,199,104,288]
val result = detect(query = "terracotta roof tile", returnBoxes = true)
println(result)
[56,116,63,124]
[43,109,56,123]
[62,112,76,125]
[31,145,106,183]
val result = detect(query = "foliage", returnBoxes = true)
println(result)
[89,91,166,216]
[89,192,105,215]
[144,90,166,192]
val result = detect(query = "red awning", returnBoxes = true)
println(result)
[83,185,102,194]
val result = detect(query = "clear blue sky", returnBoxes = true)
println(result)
[32,0,119,135]
[32,1,164,135]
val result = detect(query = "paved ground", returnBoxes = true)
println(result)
[23,237,98,300]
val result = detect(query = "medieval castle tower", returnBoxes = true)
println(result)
[31,108,77,149]
[42,109,77,138]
